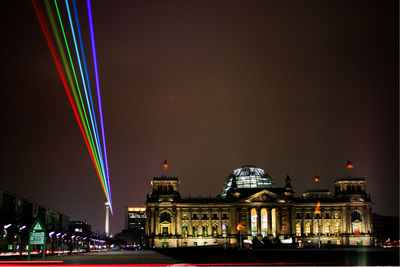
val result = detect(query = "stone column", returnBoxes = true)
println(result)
[347,209,351,234]
[257,207,261,236]
[155,208,159,235]
[267,208,272,235]
[171,209,178,235]
[276,208,281,235]
[188,209,192,236]
[290,207,296,235]
[341,207,347,234]
[176,208,182,235]
[246,207,251,235]
[149,208,154,236]
[208,209,212,237]
[218,209,223,235]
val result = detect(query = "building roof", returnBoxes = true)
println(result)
[220,165,275,198]
[152,176,179,181]
[335,177,365,182]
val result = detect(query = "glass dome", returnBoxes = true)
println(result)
[220,165,275,198]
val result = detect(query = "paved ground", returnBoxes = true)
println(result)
[48,250,183,265]
[157,247,400,266]
[0,247,399,266]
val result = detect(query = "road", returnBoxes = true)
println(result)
[0,247,399,266]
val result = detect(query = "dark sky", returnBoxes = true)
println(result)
[1,0,398,235]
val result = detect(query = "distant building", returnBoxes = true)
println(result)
[68,221,92,238]
[372,213,399,245]
[0,189,69,251]
[145,165,374,248]
[126,207,146,230]
[115,207,146,246]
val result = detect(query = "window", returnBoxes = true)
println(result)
[353,224,360,235]
[212,224,218,237]
[261,209,267,237]
[325,213,330,219]
[314,223,319,234]
[334,223,340,235]
[193,242,197,247]
[192,213,198,220]
[222,222,228,237]
[271,208,276,237]
[296,223,301,236]
[305,224,311,236]
[351,211,362,222]
[334,212,340,219]
[305,213,311,219]
[182,225,188,238]
[162,242,169,248]
[160,212,171,223]
[222,213,228,219]
[251,208,257,236]
[192,225,198,237]
[203,242,207,246]
[162,227,169,235]
[212,214,218,220]
[315,213,321,219]
[202,225,208,237]
[324,223,330,235]
[182,213,188,220]
[183,242,187,247]
[296,212,302,219]
[202,214,209,220]
[214,241,218,245]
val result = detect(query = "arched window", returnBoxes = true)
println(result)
[296,223,301,236]
[182,225,188,238]
[222,222,228,237]
[324,223,330,235]
[305,223,311,236]
[160,212,171,223]
[334,223,340,235]
[271,208,276,236]
[251,208,257,236]
[192,225,198,237]
[351,211,362,222]
[314,222,319,235]
[212,224,218,237]
[202,224,208,237]
[260,209,267,237]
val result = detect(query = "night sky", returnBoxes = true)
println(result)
[1,1,398,235]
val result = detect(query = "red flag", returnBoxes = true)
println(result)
[347,160,354,169]
[163,159,168,169]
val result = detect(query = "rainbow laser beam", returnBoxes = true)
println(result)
[64,0,107,191]
[32,0,113,212]
[87,0,113,214]
[53,0,110,200]
[71,0,107,188]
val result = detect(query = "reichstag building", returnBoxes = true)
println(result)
[145,165,373,248]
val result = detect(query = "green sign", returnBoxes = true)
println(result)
[28,219,46,261]
[32,222,44,231]
[30,232,45,245]
[31,220,45,232]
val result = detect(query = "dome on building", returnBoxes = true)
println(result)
[220,165,275,198]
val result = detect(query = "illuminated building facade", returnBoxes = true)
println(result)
[145,165,374,248]
[118,207,146,245]
[126,207,146,230]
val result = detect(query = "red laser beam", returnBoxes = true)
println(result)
[31,0,108,198]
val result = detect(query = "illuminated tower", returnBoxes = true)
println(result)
[105,201,110,237]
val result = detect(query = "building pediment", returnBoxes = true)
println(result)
[242,189,287,203]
